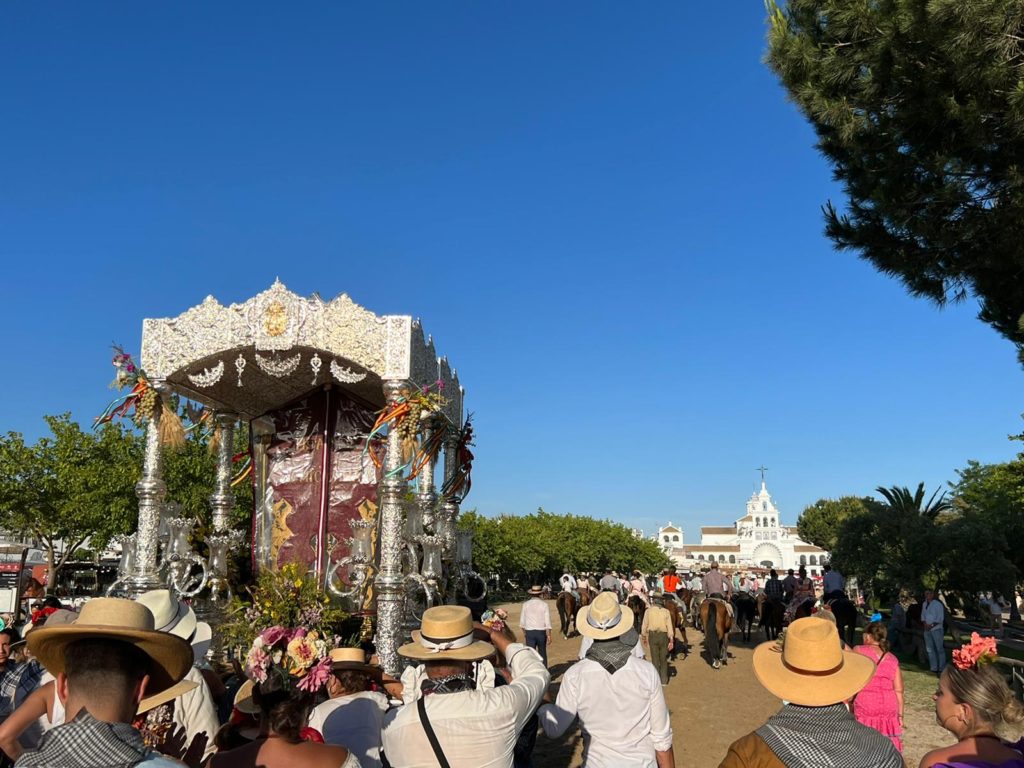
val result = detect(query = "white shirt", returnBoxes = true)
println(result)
[689,577,701,591]
[309,690,389,768]
[175,666,219,763]
[381,644,549,768]
[578,636,645,661]
[823,570,845,593]
[539,656,673,768]
[921,599,945,629]
[519,597,551,631]
[561,574,578,591]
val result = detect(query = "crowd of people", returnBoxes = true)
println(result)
[0,572,1019,767]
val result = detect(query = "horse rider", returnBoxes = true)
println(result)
[660,566,683,609]
[781,568,797,603]
[822,562,846,601]
[763,569,783,603]
[701,560,734,620]
[628,570,650,606]
[560,570,580,604]
[598,568,620,595]
[577,573,590,599]
[784,565,817,623]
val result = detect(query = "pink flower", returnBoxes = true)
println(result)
[953,632,999,670]
[260,626,289,647]
[297,657,332,692]
[289,627,307,641]
[246,646,269,683]
[287,635,317,670]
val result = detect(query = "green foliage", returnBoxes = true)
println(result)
[766,0,1024,350]
[221,562,348,653]
[0,415,141,578]
[797,496,874,552]
[458,508,670,581]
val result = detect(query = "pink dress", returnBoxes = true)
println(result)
[853,645,902,751]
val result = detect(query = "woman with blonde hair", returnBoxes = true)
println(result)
[920,633,1024,768]
[853,621,904,752]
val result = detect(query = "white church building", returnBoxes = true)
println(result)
[657,477,829,575]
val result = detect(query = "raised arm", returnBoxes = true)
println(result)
[0,681,53,761]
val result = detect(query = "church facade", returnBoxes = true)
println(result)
[657,479,829,575]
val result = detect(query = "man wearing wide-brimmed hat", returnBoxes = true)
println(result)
[719,617,903,767]
[14,597,193,768]
[540,591,674,767]
[136,589,219,763]
[381,605,549,768]
[308,647,388,768]
[518,585,551,665]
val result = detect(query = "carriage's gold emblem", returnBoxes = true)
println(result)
[264,301,288,337]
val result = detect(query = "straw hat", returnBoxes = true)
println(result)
[138,679,199,715]
[28,597,193,694]
[136,590,198,641]
[751,617,875,706]
[329,647,383,679]
[233,678,259,715]
[13,609,78,648]
[398,606,495,662]
[527,586,544,596]
[576,591,632,640]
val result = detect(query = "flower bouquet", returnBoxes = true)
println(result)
[245,626,333,693]
[953,632,999,670]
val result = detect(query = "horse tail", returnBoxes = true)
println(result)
[706,601,719,659]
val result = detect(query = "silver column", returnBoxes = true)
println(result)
[208,412,238,533]
[417,416,438,531]
[440,431,460,558]
[373,380,410,675]
[125,380,169,598]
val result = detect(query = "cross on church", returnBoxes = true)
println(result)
[756,465,769,483]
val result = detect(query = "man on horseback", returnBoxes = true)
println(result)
[627,570,650,606]
[822,562,846,601]
[701,560,734,620]
[559,570,580,604]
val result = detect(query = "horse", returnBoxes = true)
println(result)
[758,595,784,641]
[731,592,758,643]
[556,591,577,639]
[627,595,646,634]
[827,596,859,646]
[577,587,592,607]
[664,599,690,658]
[699,598,732,669]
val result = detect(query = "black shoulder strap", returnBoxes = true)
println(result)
[417,695,452,768]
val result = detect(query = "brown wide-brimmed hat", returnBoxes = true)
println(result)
[398,606,495,662]
[28,597,193,694]
[329,647,383,680]
[577,591,632,640]
[527,585,544,596]
[138,679,200,715]
[751,617,875,706]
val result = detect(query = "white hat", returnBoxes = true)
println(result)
[136,590,198,641]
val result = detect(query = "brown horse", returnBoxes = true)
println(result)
[664,599,690,658]
[556,591,577,639]
[627,595,646,634]
[677,588,700,629]
[699,599,732,669]
[578,587,592,607]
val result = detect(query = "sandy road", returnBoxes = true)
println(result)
[499,599,952,767]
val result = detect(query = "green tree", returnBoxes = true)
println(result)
[766,0,1024,352]
[0,415,141,581]
[829,484,950,598]
[797,496,874,552]
[458,508,669,584]
[950,455,1024,618]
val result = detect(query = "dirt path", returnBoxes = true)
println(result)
[498,600,954,767]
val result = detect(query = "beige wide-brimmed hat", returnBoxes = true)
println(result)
[329,647,383,679]
[577,591,632,640]
[136,590,198,641]
[138,679,200,715]
[398,606,495,661]
[28,597,193,694]
[527,585,544,596]
[233,678,259,715]
[751,617,875,706]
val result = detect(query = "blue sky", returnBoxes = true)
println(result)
[2,3,1021,542]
